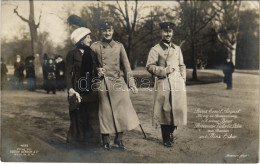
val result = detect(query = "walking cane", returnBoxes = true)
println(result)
[139,124,147,139]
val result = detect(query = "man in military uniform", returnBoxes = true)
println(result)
[91,18,140,150]
[223,58,235,90]
[146,22,187,147]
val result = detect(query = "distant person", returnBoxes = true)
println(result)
[45,58,56,94]
[223,59,235,90]
[42,53,49,91]
[1,57,8,89]
[14,54,25,89]
[146,22,187,148]
[25,56,36,91]
[55,55,66,91]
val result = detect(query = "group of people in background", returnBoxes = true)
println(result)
[12,54,35,90]
[3,53,66,93]
[42,54,66,94]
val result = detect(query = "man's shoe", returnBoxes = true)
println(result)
[103,143,111,150]
[114,140,126,150]
[164,140,173,148]
[170,133,174,143]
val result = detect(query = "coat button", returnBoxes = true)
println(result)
[102,57,105,60]
[103,63,106,66]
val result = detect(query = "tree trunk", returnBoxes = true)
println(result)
[29,23,38,55]
[191,38,198,81]
[230,42,237,66]
[29,0,42,87]
[127,33,136,69]
[29,0,38,56]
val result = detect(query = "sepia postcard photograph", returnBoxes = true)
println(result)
[0,0,259,163]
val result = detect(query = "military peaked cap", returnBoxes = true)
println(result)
[159,22,175,30]
[98,18,114,30]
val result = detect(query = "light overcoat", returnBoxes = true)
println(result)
[146,41,187,127]
[91,40,140,134]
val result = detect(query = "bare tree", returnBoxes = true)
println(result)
[13,0,42,56]
[213,1,241,65]
[81,1,108,41]
[108,0,139,68]
[177,1,217,80]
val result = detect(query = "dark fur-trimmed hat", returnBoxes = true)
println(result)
[67,15,87,28]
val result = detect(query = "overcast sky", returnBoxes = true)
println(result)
[1,1,259,47]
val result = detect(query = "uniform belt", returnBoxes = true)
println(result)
[157,76,166,80]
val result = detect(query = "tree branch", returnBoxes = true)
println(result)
[44,12,65,23]
[217,34,233,50]
[113,12,128,30]
[116,0,127,21]
[36,10,42,28]
[124,0,131,31]
[194,11,217,35]
[179,39,187,47]
[132,29,160,47]
[13,6,29,23]
[108,6,128,30]
[132,0,138,32]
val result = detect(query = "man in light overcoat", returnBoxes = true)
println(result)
[146,22,187,147]
[91,18,140,150]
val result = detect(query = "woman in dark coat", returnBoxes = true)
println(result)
[45,58,56,94]
[14,55,25,89]
[66,27,99,144]
[42,53,48,91]
[1,58,8,89]
[25,56,36,91]
[55,55,66,91]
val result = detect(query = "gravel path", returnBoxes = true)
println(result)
[1,70,259,162]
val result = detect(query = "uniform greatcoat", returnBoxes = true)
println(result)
[146,42,187,127]
[91,40,140,134]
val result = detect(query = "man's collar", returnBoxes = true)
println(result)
[159,41,175,50]
[101,39,116,48]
